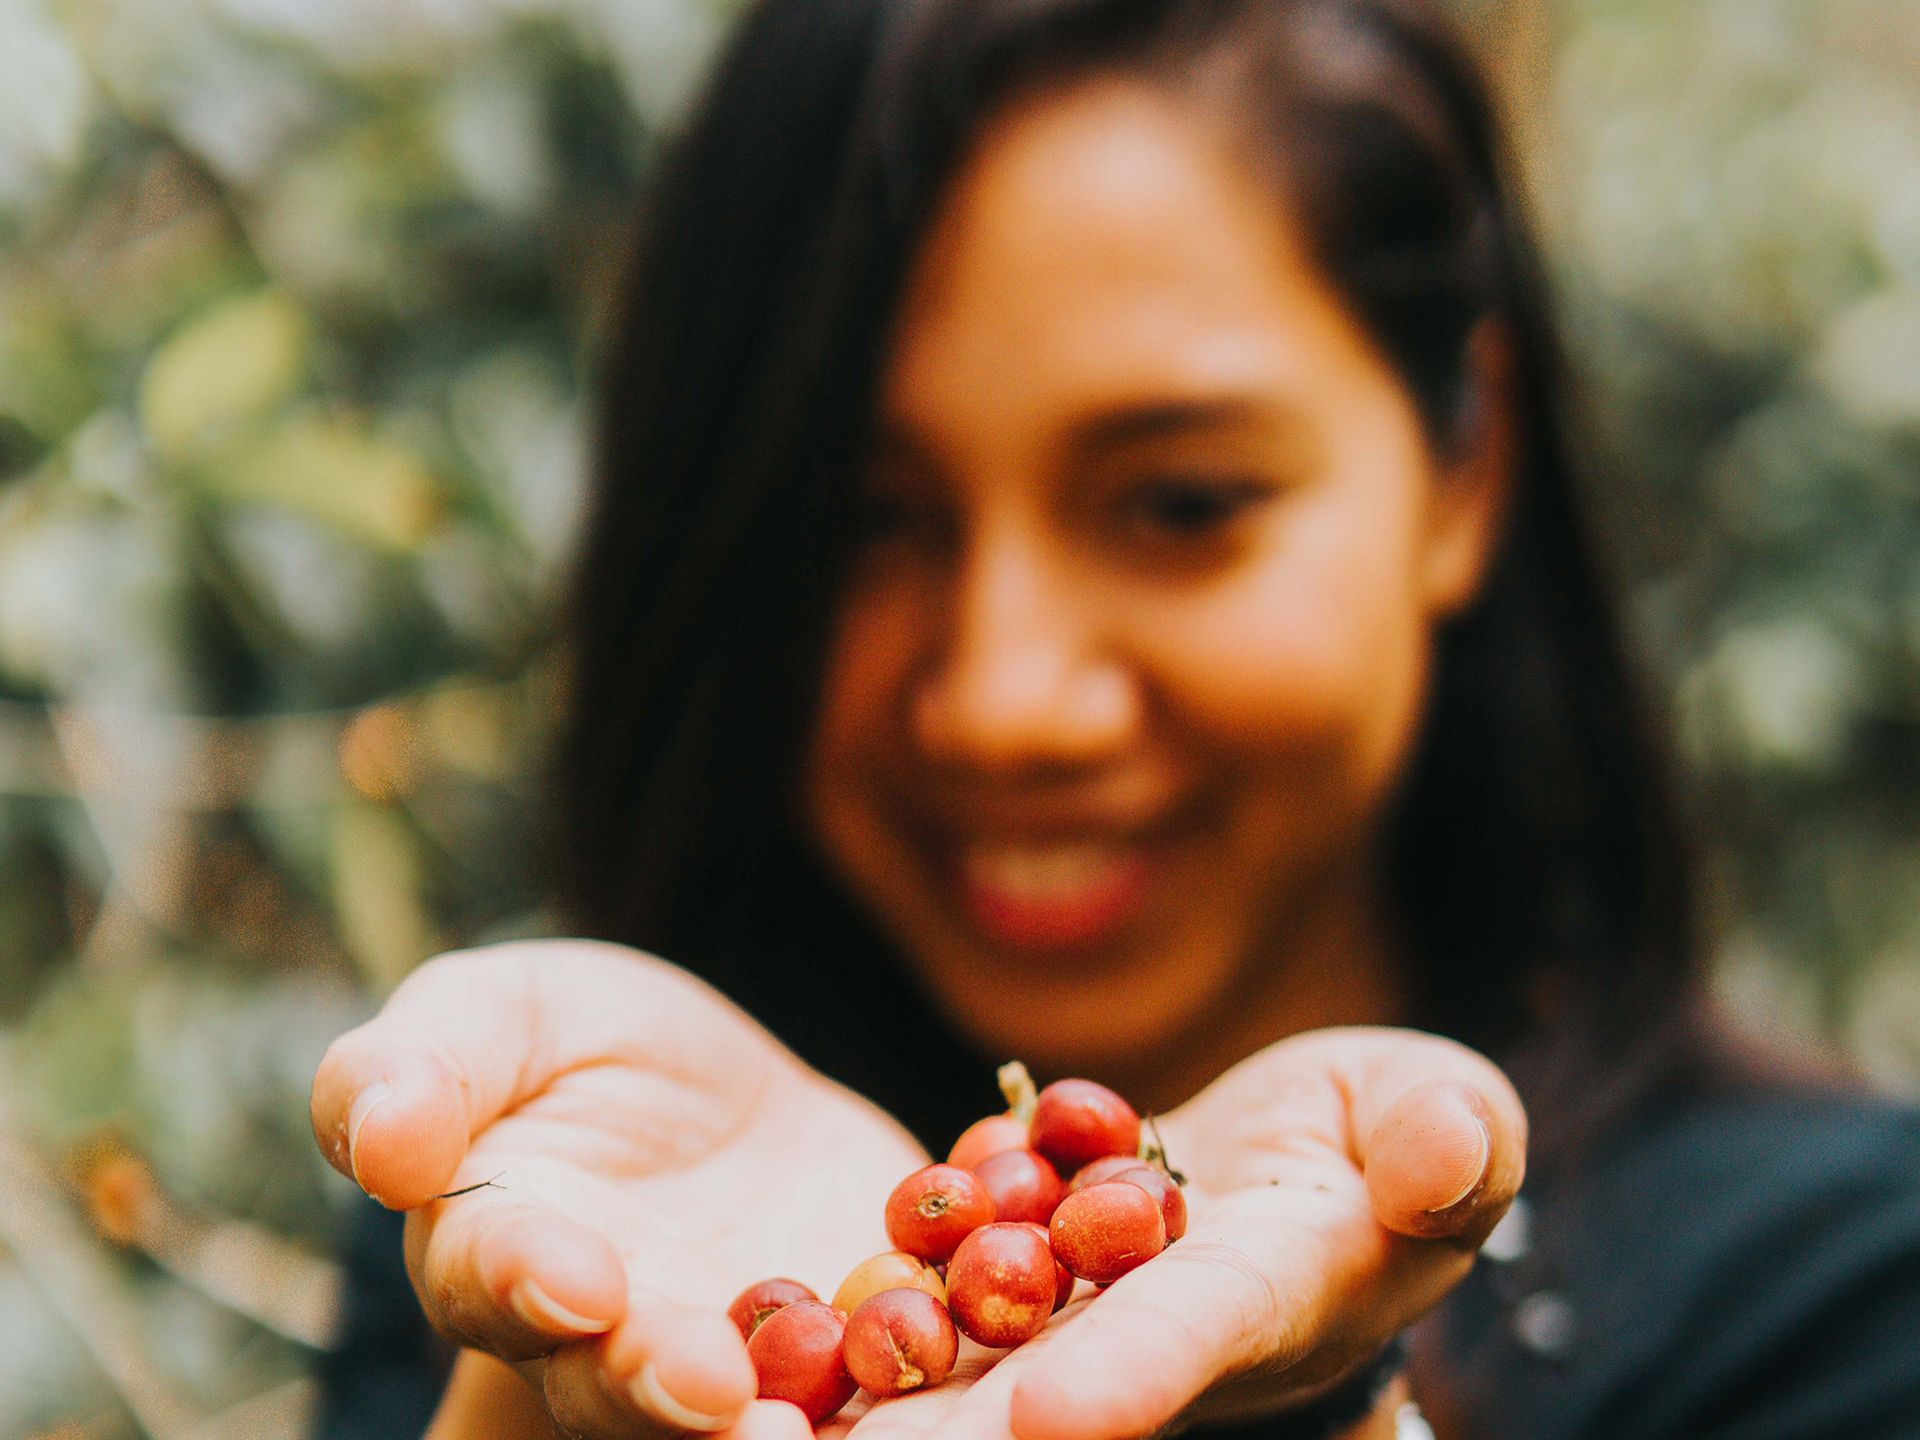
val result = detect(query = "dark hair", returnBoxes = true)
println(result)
[554,0,1701,1158]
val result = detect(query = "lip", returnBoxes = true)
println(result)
[947,835,1161,951]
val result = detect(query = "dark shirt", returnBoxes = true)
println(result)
[316,1086,1920,1439]
[1428,1086,1920,1439]
[314,1199,453,1440]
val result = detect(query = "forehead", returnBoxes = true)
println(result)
[880,77,1375,447]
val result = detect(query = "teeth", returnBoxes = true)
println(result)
[962,843,1133,903]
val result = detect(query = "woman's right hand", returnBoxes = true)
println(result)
[310,940,931,1440]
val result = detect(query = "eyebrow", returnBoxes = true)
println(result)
[865,392,1303,478]
[1064,396,1273,455]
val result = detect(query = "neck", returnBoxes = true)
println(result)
[1102,854,1406,1115]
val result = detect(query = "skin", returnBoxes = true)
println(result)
[312,79,1524,1440]
[318,946,1520,1440]
[803,78,1511,1112]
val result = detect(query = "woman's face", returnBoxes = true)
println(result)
[802,79,1506,1077]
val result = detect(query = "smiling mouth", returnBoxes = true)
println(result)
[954,841,1155,950]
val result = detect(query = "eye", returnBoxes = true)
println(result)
[1121,475,1273,540]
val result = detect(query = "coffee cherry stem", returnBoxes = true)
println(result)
[1139,1113,1187,1187]
[997,1060,1039,1122]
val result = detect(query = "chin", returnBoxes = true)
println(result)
[917,940,1228,1078]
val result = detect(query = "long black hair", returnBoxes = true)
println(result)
[554,0,1700,1159]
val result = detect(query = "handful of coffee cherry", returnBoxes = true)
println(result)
[729,1063,1188,1425]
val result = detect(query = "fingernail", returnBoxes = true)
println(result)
[510,1278,614,1337]
[1425,1091,1492,1215]
[346,1081,393,1193]
[631,1363,736,1432]
[325,1113,350,1171]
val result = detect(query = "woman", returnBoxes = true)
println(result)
[313,0,1920,1436]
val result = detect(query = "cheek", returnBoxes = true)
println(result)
[1133,489,1432,789]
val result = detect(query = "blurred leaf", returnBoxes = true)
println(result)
[198,412,443,552]
[139,290,308,461]
[1814,285,1920,429]
[0,279,103,444]
[0,0,93,216]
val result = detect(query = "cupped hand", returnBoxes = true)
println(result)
[314,945,1521,1440]
[311,940,931,1440]
[834,1027,1524,1440]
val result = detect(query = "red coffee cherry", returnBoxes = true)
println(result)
[747,1300,856,1425]
[727,1278,818,1341]
[885,1164,995,1264]
[842,1288,959,1397]
[945,1222,1058,1348]
[1068,1154,1144,1194]
[1014,1221,1076,1311]
[948,1113,1029,1171]
[1049,1180,1166,1284]
[1029,1079,1140,1175]
[973,1148,1063,1227]
[1108,1165,1188,1241]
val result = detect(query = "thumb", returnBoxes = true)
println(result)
[1008,1217,1319,1440]
[1364,1079,1520,1243]
[312,941,583,1208]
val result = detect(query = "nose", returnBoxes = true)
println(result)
[912,529,1140,772]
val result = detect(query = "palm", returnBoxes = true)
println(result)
[826,1056,1397,1440]
[435,962,927,1312]
[313,941,931,1438]
[840,1029,1522,1440]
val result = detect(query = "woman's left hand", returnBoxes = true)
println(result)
[837,1026,1525,1440]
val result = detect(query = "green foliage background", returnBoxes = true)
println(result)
[0,0,1915,1434]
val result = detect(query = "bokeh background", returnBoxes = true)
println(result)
[1,0,1917,1434]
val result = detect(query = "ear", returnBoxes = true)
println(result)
[1420,318,1518,619]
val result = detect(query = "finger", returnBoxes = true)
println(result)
[313,940,729,1208]
[733,1401,819,1440]
[435,1350,568,1436]
[1010,1179,1466,1440]
[840,1339,1016,1440]
[544,1358,804,1440]
[409,1196,627,1355]
[312,946,568,1207]
[1363,1080,1498,1238]
[1338,1035,1526,1242]
[607,1293,759,1427]
[1006,1229,1305,1440]
[543,1291,758,1436]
